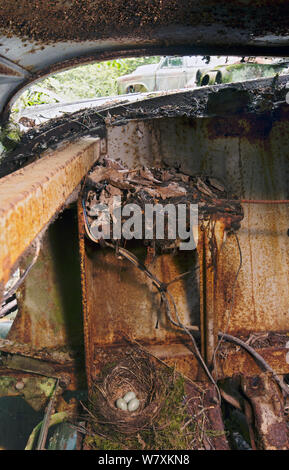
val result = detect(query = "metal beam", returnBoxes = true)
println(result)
[0,137,100,288]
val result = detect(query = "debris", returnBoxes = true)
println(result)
[219,333,289,398]
[83,158,244,253]
[37,378,60,450]
[25,411,71,450]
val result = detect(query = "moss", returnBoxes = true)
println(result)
[86,434,124,451]
[0,121,22,155]
[0,377,17,395]
[37,379,57,398]
[220,63,280,84]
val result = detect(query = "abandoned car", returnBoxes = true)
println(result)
[0,0,288,452]
[117,55,289,93]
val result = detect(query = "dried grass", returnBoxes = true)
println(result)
[88,350,165,434]
[83,347,225,450]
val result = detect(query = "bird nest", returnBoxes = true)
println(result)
[83,157,244,253]
[89,351,164,434]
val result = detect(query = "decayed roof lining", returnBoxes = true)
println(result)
[2,1,289,121]
[1,74,288,178]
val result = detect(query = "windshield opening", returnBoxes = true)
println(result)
[1,54,287,152]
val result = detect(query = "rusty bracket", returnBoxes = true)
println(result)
[0,137,101,292]
[198,220,226,366]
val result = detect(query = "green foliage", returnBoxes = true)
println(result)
[12,86,62,114]
[3,57,160,157]
[0,120,22,158]
[220,63,281,84]
[12,57,160,112]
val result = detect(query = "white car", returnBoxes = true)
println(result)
[117,56,240,94]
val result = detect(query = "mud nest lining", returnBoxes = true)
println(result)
[90,352,164,434]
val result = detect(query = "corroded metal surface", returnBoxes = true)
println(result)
[241,374,289,450]
[198,220,226,364]
[217,344,289,378]
[79,212,201,388]
[0,138,100,290]
[2,1,289,120]
[0,375,56,411]
[87,340,289,383]
[8,209,83,351]
[79,108,289,403]
[107,113,289,338]
[5,75,289,176]
[2,1,289,46]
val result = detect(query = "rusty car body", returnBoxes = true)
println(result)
[193,56,289,86]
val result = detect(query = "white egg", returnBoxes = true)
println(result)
[123,391,136,403]
[127,398,140,412]
[116,398,128,411]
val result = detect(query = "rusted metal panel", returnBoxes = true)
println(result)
[107,113,289,338]
[78,110,289,397]
[145,340,289,380]
[198,220,226,364]
[8,208,83,351]
[4,76,289,177]
[78,204,201,388]
[217,344,289,378]
[89,341,289,383]
[0,137,100,290]
[217,203,289,335]
[2,0,289,48]
[91,340,289,378]
[241,374,289,450]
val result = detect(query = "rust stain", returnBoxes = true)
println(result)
[78,197,93,390]
[217,345,289,377]
[267,423,289,449]
[207,114,275,143]
[185,381,229,450]
[241,373,289,450]
[0,62,21,76]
